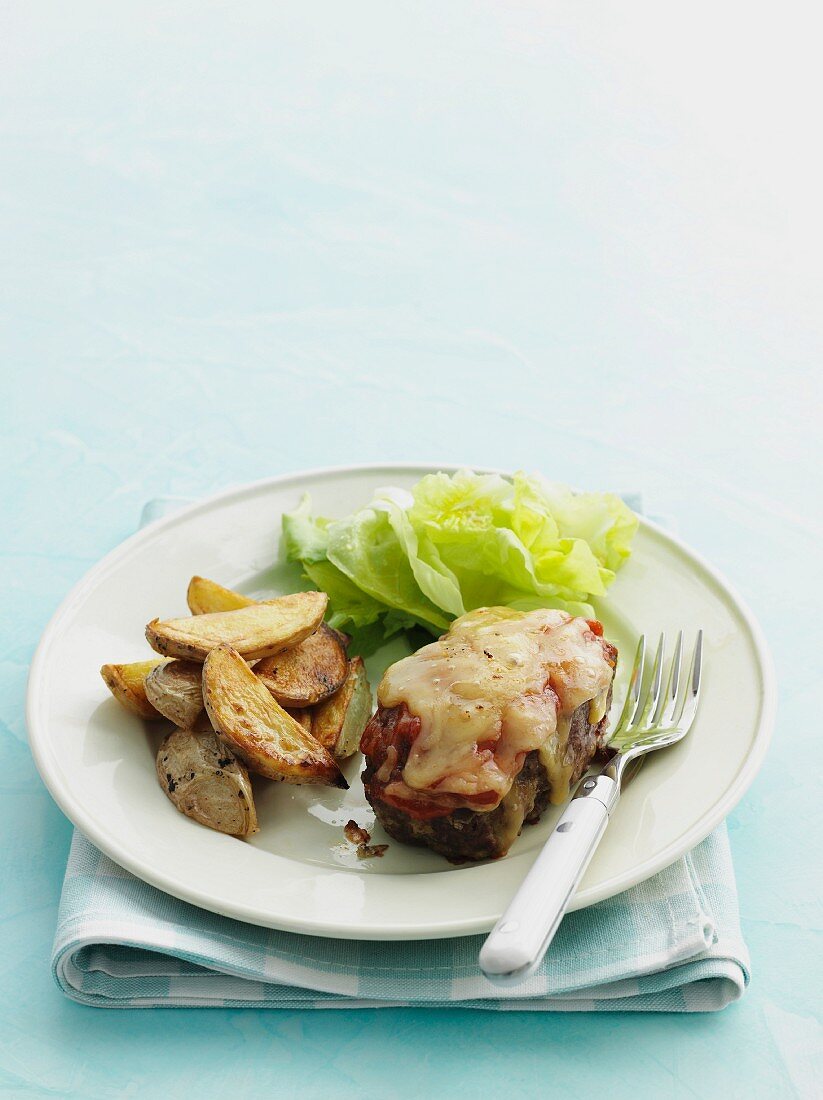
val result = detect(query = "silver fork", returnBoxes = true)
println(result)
[479,629,703,986]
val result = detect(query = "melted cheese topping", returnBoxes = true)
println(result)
[377,607,613,808]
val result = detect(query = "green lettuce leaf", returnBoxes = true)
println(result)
[282,493,330,564]
[281,471,637,650]
[326,505,450,632]
[375,492,466,618]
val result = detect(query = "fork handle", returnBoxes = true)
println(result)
[479,774,619,986]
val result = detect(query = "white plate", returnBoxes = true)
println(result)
[27,465,775,940]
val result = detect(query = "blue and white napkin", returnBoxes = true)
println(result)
[50,496,750,1011]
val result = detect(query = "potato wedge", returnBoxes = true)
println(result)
[286,708,313,731]
[203,644,347,788]
[156,726,258,837]
[146,591,327,662]
[311,657,373,759]
[144,660,204,728]
[100,659,167,719]
[187,576,256,616]
[254,624,348,707]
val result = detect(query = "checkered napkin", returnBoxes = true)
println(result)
[50,497,751,1011]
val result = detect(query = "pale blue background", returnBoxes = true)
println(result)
[1,2,821,1096]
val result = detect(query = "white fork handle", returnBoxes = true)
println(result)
[479,774,619,986]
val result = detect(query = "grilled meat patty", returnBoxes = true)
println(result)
[361,690,613,862]
[361,608,617,862]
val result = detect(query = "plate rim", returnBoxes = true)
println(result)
[27,462,777,939]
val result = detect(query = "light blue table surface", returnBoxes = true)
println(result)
[2,3,820,1096]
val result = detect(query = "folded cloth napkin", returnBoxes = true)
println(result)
[51,495,750,1011]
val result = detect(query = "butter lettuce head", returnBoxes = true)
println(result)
[282,471,637,653]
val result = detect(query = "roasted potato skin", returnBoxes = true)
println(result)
[203,644,347,788]
[156,726,258,837]
[254,624,348,707]
[145,591,328,661]
[187,576,255,616]
[311,656,373,759]
[144,660,204,728]
[326,626,351,651]
[100,659,167,719]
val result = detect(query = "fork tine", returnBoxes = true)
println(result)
[607,630,703,784]
[614,635,646,734]
[658,630,683,727]
[675,630,703,731]
[637,632,665,728]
